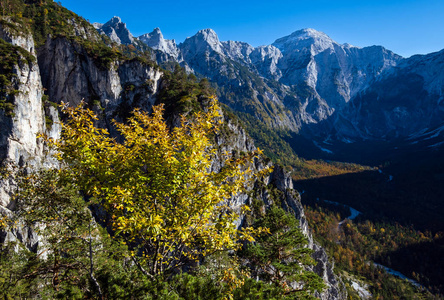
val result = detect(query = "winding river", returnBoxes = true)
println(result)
[317,199,424,290]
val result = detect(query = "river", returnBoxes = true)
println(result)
[317,198,425,290]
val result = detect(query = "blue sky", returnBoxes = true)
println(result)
[62,0,444,58]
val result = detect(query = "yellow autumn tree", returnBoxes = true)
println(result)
[49,97,268,278]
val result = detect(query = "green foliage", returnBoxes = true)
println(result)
[240,206,326,299]
[0,106,327,299]
[47,98,268,279]
[0,0,27,27]
[0,168,131,298]
[158,64,216,116]
[233,110,299,169]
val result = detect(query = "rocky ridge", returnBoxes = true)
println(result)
[124,23,402,132]
[93,16,134,45]
[139,27,180,59]
[100,17,444,154]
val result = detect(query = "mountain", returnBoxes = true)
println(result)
[272,29,401,119]
[88,15,444,298]
[113,21,444,162]
[138,27,180,59]
[99,19,414,143]
[133,26,402,130]
[93,16,134,45]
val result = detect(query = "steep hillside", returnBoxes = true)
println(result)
[91,11,444,300]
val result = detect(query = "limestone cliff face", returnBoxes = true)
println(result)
[0,23,45,206]
[0,19,345,299]
[0,22,45,252]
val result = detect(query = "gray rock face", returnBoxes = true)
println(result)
[181,28,223,57]
[330,49,444,140]
[250,45,283,80]
[139,28,180,59]
[213,116,345,299]
[94,16,134,45]
[0,24,45,208]
[37,36,162,116]
[271,29,400,123]
[0,23,46,252]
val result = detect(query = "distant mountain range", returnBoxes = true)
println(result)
[94,17,444,159]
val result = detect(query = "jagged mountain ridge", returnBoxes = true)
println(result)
[93,16,134,45]
[102,20,402,134]
[139,27,180,59]
[99,18,444,157]
[160,26,401,126]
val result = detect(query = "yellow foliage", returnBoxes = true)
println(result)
[46,97,270,276]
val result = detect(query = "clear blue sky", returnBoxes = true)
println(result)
[62,0,444,58]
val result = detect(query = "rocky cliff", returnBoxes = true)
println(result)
[212,113,344,300]
[0,21,45,206]
[0,11,345,300]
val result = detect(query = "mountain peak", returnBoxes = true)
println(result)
[94,16,134,45]
[138,28,179,58]
[140,27,164,42]
[181,28,222,54]
[273,28,332,45]
[195,28,220,44]
[292,28,329,39]
[107,16,122,25]
[272,28,335,54]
